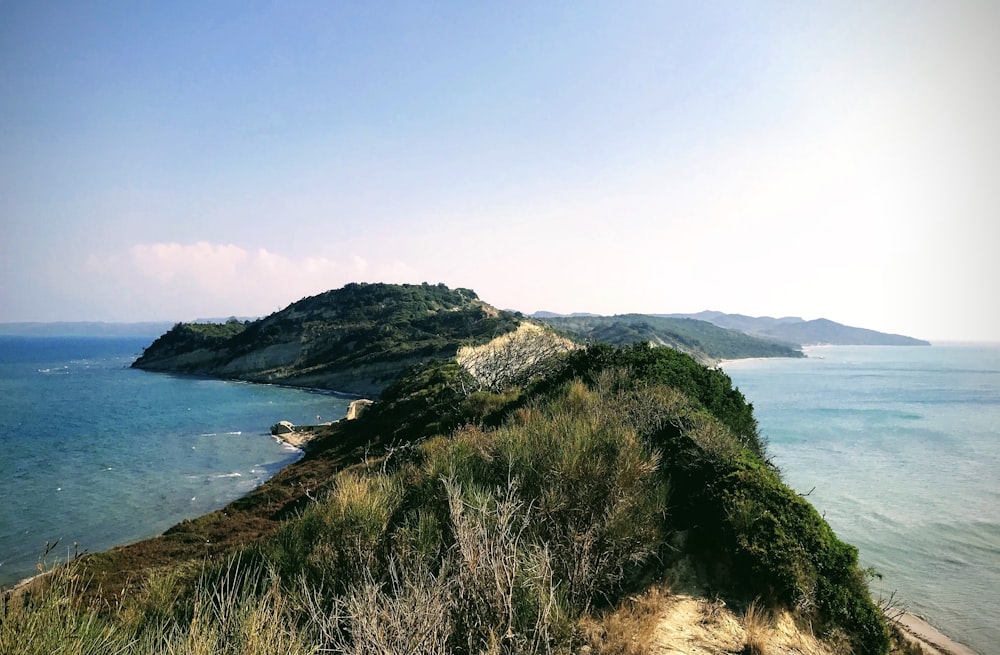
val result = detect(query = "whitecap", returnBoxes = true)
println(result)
[214,472,242,479]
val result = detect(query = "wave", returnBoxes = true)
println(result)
[37,366,69,374]
[213,472,243,479]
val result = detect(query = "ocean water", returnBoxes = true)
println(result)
[722,344,1000,655]
[0,336,351,588]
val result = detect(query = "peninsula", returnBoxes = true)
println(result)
[6,283,943,654]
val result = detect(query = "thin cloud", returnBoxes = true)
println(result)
[84,242,417,320]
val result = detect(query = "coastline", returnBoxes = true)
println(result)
[270,423,328,450]
[269,399,373,451]
[895,613,979,655]
[719,351,983,655]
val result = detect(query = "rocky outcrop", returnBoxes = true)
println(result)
[346,399,373,420]
[270,420,295,436]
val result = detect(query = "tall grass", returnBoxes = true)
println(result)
[0,564,126,655]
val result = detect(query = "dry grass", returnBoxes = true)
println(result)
[580,589,840,655]
[742,599,771,655]
[580,586,671,655]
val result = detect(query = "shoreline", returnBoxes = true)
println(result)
[269,399,374,451]
[270,423,329,450]
[894,612,979,655]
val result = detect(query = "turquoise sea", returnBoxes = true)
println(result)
[0,336,351,588]
[722,344,1000,655]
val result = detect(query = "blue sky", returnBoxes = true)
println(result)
[2,1,998,340]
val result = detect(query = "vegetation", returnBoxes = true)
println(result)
[132,285,810,400]
[5,339,890,654]
[539,314,804,362]
[133,283,521,395]
[661,311,931,346]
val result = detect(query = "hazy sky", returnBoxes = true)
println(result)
[2,2,998,340]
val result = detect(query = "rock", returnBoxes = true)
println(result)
[270,420,295,435]
[346,399,373,421]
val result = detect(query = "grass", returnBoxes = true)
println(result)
[742,599,770,655]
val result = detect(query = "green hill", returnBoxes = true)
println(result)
[132,282,520,396]
[538,314,804,362]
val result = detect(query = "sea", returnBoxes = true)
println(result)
[0,336,351,589]
[722,344,1000,655]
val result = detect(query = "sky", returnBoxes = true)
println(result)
[1,1,998,341]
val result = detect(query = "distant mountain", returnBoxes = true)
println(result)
[537,314,803,363]
[660,312,929,346]
[656,311,805,334]
[0,321,175,338]
[530,311,601,318]
[132,283,521,396]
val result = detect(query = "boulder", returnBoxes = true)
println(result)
[346,399,373,421]
[270,420,295,435]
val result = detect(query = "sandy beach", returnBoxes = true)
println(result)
[894,613,979,655]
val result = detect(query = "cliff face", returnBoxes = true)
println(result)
[132,283,521,396]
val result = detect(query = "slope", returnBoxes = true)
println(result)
[131,282,520,396]
[538,314,803,362]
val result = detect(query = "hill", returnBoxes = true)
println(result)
[133,286,805,395]
[537,314,804,362]
[7,340,896,655]
[660,311,930,346]
[132,283,520,396]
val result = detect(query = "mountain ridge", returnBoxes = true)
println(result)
[533,310,930,346]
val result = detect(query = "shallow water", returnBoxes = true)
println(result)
[722,344,1000,655]
[0,336,351,587]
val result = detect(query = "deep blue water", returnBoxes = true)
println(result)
[0,336,351,587]
[723,345,1000,655]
